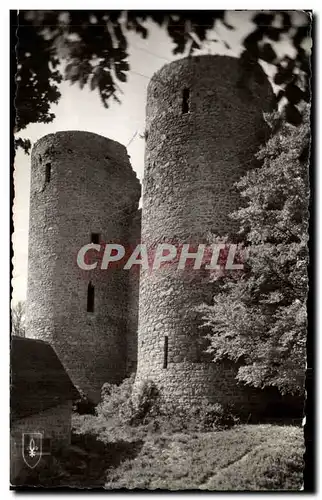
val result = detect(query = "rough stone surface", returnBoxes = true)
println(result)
[125,208,142,375]
[25,57,300,417]
[26,131,141,402]
[134,55,275,408]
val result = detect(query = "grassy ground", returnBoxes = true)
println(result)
[21,419,304,490]
[103,424,304,490]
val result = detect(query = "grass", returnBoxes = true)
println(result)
[67,380,305,491]
[103,425,304,490]
[204,430,304,491]
[16,376,305,490]
[21,419,304,490]
[71,403,304,491]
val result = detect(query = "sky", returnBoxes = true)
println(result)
[12,10,308,304]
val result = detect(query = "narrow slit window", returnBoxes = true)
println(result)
[163,335,168,369]
[87,282,95,313]
[45,163,51,183]
[91,233,100,244]
[182,88,190,114]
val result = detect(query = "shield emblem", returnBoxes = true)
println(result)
[22,432,43,469]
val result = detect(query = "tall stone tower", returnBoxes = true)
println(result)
[134,55,275,409]
[27,131,141,402]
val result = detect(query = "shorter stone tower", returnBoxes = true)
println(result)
[27,131,141,402]
[134,55,275,411]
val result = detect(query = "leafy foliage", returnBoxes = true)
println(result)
[11,300,26,337]
[82,376,239,436]
[198,105,310,396]
[14,137,31,155]
[239,11,311,126]
[71,381,301,489]
[15,10,311,152]
[15,12,62,151]
[96,373,137,425]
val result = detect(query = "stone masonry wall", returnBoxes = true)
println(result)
[134,55,275,409]
[134,359,303,420]
[26,131,141,403]
[126,208,142,375]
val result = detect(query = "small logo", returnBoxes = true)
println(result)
[22,432,43,468]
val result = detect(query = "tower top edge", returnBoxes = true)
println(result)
[148,54,269,89]
[32,131,127,154]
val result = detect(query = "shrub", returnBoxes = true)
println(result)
[152,399,239,433]
[131,381,239,432]
[194,400,240,430]
[96,374,135,423]
[96,376,161,428]
[130,379,161,425]
[72,386,96,415]
[73,375,239,440]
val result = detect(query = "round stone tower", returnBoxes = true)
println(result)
[27,131,141,403]
[134,55,275,409]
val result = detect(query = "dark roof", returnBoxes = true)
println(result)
[11,336,79,421]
